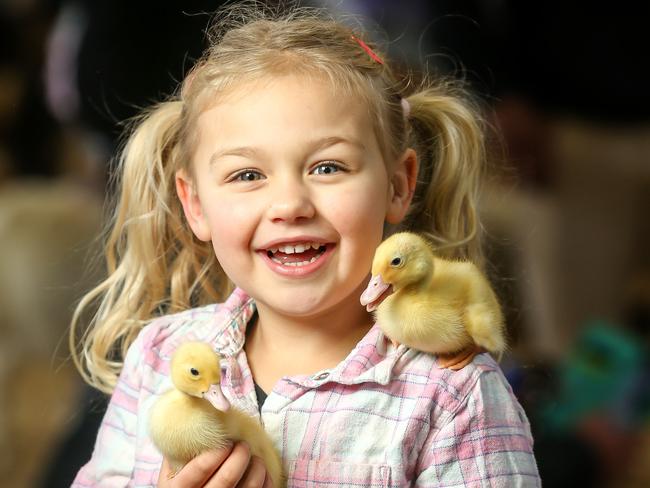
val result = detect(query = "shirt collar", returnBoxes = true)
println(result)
[293,324,409,388]
[211,287,256,357]
[212,288,408,388]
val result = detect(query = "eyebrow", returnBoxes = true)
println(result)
[209,136,366,167]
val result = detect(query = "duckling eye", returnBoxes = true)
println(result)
[390,256,403,267]
[190,367,200,377]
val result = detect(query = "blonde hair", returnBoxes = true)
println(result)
[70,2,486,393]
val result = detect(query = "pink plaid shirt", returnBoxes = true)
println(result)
[73,288,540,487]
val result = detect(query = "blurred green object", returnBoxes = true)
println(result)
[543,321,647,432]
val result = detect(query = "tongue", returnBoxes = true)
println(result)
[273,248,320,263]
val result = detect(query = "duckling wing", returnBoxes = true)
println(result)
[149,393,229,468]
[454,261,506,355]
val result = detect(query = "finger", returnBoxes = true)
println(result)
[170,443,234,487]
[157,457,172,487]
[205,442,251,488]
[262,472,273,488]
[236,455,267,488]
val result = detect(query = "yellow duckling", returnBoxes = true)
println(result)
[149,342,284,486]
[360,232,506,370]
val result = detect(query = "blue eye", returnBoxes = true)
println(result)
[233,170,264,182]
[312,162,343,175]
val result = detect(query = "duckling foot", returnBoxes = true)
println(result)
[437,345,482,370]
[391,339,401,349]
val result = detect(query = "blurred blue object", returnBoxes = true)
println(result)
[543,321,648,432]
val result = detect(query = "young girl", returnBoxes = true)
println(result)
[71,4,540,487]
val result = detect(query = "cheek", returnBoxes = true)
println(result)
[202,197,256,256]
[325,185,388,250]
[339,173,390,227]
[206,203,252,286]
[202,189,259,232]
[339,198,384,234]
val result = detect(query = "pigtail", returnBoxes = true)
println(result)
[70,101,230,394]
[402,85,485,267]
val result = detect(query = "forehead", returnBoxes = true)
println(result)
[194,74,378,155]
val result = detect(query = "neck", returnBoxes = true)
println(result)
[244,286,374,390]
[400,257,435,294]
[395,273,430,297]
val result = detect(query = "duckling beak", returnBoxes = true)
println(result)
[203,384,230,411]
[360,274,393,312]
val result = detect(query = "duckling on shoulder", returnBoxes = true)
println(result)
[360,232,506,370]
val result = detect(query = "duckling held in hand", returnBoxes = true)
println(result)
[360,232,506,370]
[149,342,284,486]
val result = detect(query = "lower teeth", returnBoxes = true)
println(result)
[271,256,318,266]
[268,246,326,267]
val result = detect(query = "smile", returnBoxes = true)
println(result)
[265,242,327,267]
[258,241,335,276]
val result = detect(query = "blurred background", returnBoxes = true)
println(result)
[1,0,648,486]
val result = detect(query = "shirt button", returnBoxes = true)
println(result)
[313,372,329,380]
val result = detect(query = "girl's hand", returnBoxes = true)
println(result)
[157,442,273,487]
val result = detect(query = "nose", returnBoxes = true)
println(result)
[266,177,315,223]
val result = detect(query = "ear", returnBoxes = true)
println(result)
[386,148,418,224]
[175,169,211,241]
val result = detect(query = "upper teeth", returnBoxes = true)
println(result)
[270,242,324,254]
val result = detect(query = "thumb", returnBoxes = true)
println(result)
[157,457,176,486]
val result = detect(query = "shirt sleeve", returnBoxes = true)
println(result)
[414,369,541,487]
[72,333,145,487]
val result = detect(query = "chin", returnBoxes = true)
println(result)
[264,293,329,316]
[249,285,345,318]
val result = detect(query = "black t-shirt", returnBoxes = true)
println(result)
[245,310,268,410]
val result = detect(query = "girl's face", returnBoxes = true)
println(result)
[177,75,415,319]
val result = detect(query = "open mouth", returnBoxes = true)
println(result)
[364,285,393,312]
[360,274,393,312]
[264,242,329,267]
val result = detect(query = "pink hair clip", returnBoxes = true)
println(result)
[351,35,384,65]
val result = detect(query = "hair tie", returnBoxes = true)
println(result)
[350,35,384,65]
[401,98,411,119]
